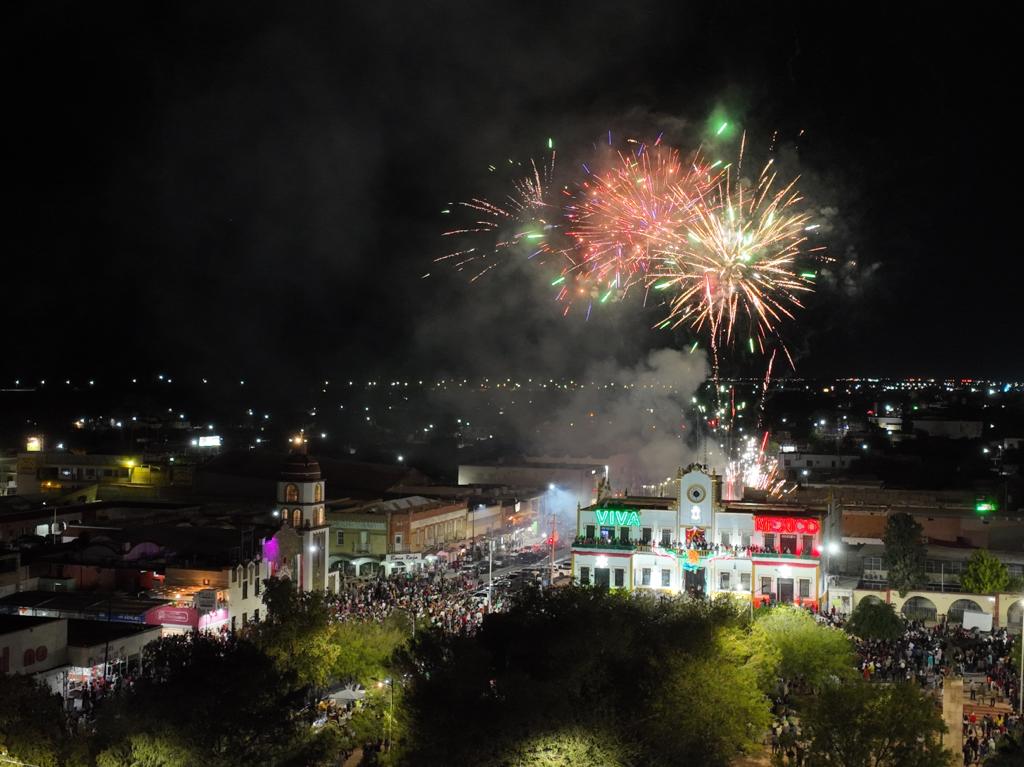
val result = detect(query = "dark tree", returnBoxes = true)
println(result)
[0,674,77,767]
[883,513,927,596]
[93,633,341,767]
[801,680,950,767]
[398,588,763,767]
[845,599,905,641]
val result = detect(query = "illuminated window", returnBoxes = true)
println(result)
[314,483,323,503]
[285,484,299,503]
[292,509,302,528]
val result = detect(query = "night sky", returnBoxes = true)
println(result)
[5,3,1018,385]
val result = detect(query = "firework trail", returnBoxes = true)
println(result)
[436,152,557,283]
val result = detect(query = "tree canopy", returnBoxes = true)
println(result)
[0,674,76,767]
[749,605,855,688]
[399,588,766,767]
[93,633,341,767]
[800,680,950,767]
[883,513,927,596]
[960,549,1010,594]
[845,599,905,641]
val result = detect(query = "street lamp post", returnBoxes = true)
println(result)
[1018,598,1023,714]
[377,678,395,753]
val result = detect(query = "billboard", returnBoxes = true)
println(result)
[197,435,222,448]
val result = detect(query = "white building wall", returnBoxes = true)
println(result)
[0,619,68,675]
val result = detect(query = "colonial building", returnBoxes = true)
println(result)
[571,464,826,607]
[264,450,331,593]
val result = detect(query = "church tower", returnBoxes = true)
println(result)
[275,446,329,592]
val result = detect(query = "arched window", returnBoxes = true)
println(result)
[292,509,302,528]
[316,507,325,526]
[314,483,323,503]
[947,599,984,624]
[284,484,299,503]
[901,596,938,623]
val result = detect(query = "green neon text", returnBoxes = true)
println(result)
[595,510,641,527]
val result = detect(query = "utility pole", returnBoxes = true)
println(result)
[486,538,494,610]
[549,511,556,586]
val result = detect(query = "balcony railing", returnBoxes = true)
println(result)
[572,537,636,551]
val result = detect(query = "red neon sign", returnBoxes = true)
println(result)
[753,516,819,535]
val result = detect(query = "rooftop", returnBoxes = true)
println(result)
[66,618,159,648]
[0,590,168,620]
[0,614,62,636]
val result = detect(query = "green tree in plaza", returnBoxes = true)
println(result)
[647,646,771,762]
[398,587,758,767]
[254,577,406,689]
[0,674,75,767]
[93,633,342,767]
[749,605,855,689]
[883,513,928,596]
[959,548,1010,594]
[799,680,950,767]
[984,733,1023,767]
[485,729,636,767]
[844,599,905,641]
[251,576,342,688]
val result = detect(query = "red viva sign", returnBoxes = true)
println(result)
[754,516,820,535]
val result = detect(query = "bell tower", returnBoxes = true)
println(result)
[275,443,329,592]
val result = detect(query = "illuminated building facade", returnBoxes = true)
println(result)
[571,465,825,606]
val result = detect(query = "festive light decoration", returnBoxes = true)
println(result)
[753,516,820,534]
[594,509,642,527]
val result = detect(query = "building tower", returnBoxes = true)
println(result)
[277,448,329,592]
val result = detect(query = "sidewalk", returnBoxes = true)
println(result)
[942,678,964,757]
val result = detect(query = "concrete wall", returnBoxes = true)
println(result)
[0,620,68,675]
[852,588,1024,630]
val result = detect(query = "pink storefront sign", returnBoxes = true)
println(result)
[146,606,198,628]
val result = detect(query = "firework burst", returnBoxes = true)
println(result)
[436,153,557,283]
[554,143,715,311]
[651,139,821,362]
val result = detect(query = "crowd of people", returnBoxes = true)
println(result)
[329,561,499,635]
[962,709,1017,765]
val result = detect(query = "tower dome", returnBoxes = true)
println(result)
[280,451,322,483]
